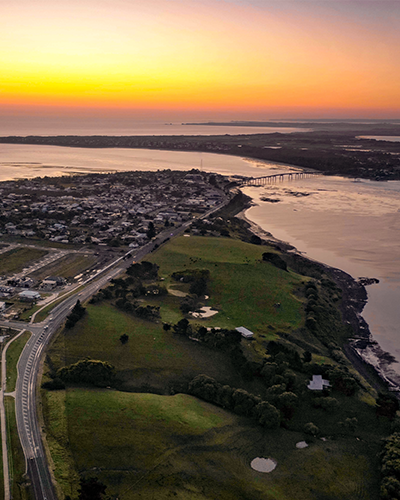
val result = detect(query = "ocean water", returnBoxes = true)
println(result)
[243,177,400,386]
[0,144,296,181]
[0,143,399,386]
[0,118,308,137]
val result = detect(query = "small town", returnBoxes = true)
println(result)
[0,169,228,246]
[0,169,230,320]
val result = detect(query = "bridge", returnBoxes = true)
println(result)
[240,171,319,186]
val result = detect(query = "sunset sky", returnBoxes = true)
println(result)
[1,0,400,121]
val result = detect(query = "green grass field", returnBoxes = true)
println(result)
[0,247,48,275]
[43,235,385,499]
[6,331,31,392]
[43,388,380,500]
[4,397,27,500]
[149,236,304,333]
[49,301,245,393]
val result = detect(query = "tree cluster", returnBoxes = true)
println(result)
[188,374,280,429]
[303,280,347,348]
[57,359,115,387]
[380,432,400,499]
[78,477,107,500]
[115,298,160,321]
[376,393,400,420]
[126,261,159,280]
[65,300,86,329]
[169,319,242,351]
[41,377,66,391]
[171,268,210,296]
[302,361,359,397]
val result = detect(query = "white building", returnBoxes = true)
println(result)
[19,290,41,302]
[307,375,330,391]
[235,326,254,339]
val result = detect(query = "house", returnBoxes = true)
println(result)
[307,375,330,391]
[18,290,41,302]
[235,326,254,339]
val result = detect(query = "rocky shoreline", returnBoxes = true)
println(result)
[235,207,396,394]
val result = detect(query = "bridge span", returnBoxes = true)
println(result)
[240,171,319,186]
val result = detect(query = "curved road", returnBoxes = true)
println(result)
[0,199,228,500]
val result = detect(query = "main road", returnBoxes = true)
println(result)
[0,198,229,500]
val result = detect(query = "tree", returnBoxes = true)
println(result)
[250,234,262,245]
[277,392,299,420]
[119,334,129,344]
[312,397,338,412]
[376,393,400,420]
[147,221,156,239]
[304,422,319,437]
[262,252,287,271]
[232,389,260,416]
[173,318,190,335]
[255,401,280,428]
[381,477,400,500]
[78,477,107,500]
[65,300,86,329]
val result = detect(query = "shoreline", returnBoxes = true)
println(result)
[236,204,396,394]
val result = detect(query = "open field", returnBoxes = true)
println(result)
[48,237,306,393]
[28,253,97,281]
[148,236,304,333]
[6,330,31,392]
[43,235,388,499]
[0,235,79,250]
[4,397,27,500]
[0,247,48,275]
[48,302,246,393]
[42,388,381,500]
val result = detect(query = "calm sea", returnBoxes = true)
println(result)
[0,118,308,137]
[0,141,399,387]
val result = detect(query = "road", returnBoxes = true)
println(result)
[0,198,229,500]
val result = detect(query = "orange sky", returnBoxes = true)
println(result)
[1,0,400,119]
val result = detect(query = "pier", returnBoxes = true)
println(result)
[241,171,319,186]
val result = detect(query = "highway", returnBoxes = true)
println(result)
[0,198,229,500]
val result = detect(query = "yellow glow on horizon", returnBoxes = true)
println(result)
[1,0,400,116]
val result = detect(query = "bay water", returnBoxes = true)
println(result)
[0,143,399,386]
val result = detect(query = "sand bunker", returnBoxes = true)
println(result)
[168,288,188,297]
[296,441,309,449]
[250,457,277,473]
[191,306,218,319]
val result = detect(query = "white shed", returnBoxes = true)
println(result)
[235,326,254,339]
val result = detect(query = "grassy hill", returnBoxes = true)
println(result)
[42,235,389,500]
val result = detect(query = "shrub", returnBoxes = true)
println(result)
[312,397,339,411]
[304,422,319,437]
[262,252,287,271]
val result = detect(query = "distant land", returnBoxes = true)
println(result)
[2,121,400,180]
[182,120,400,130]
